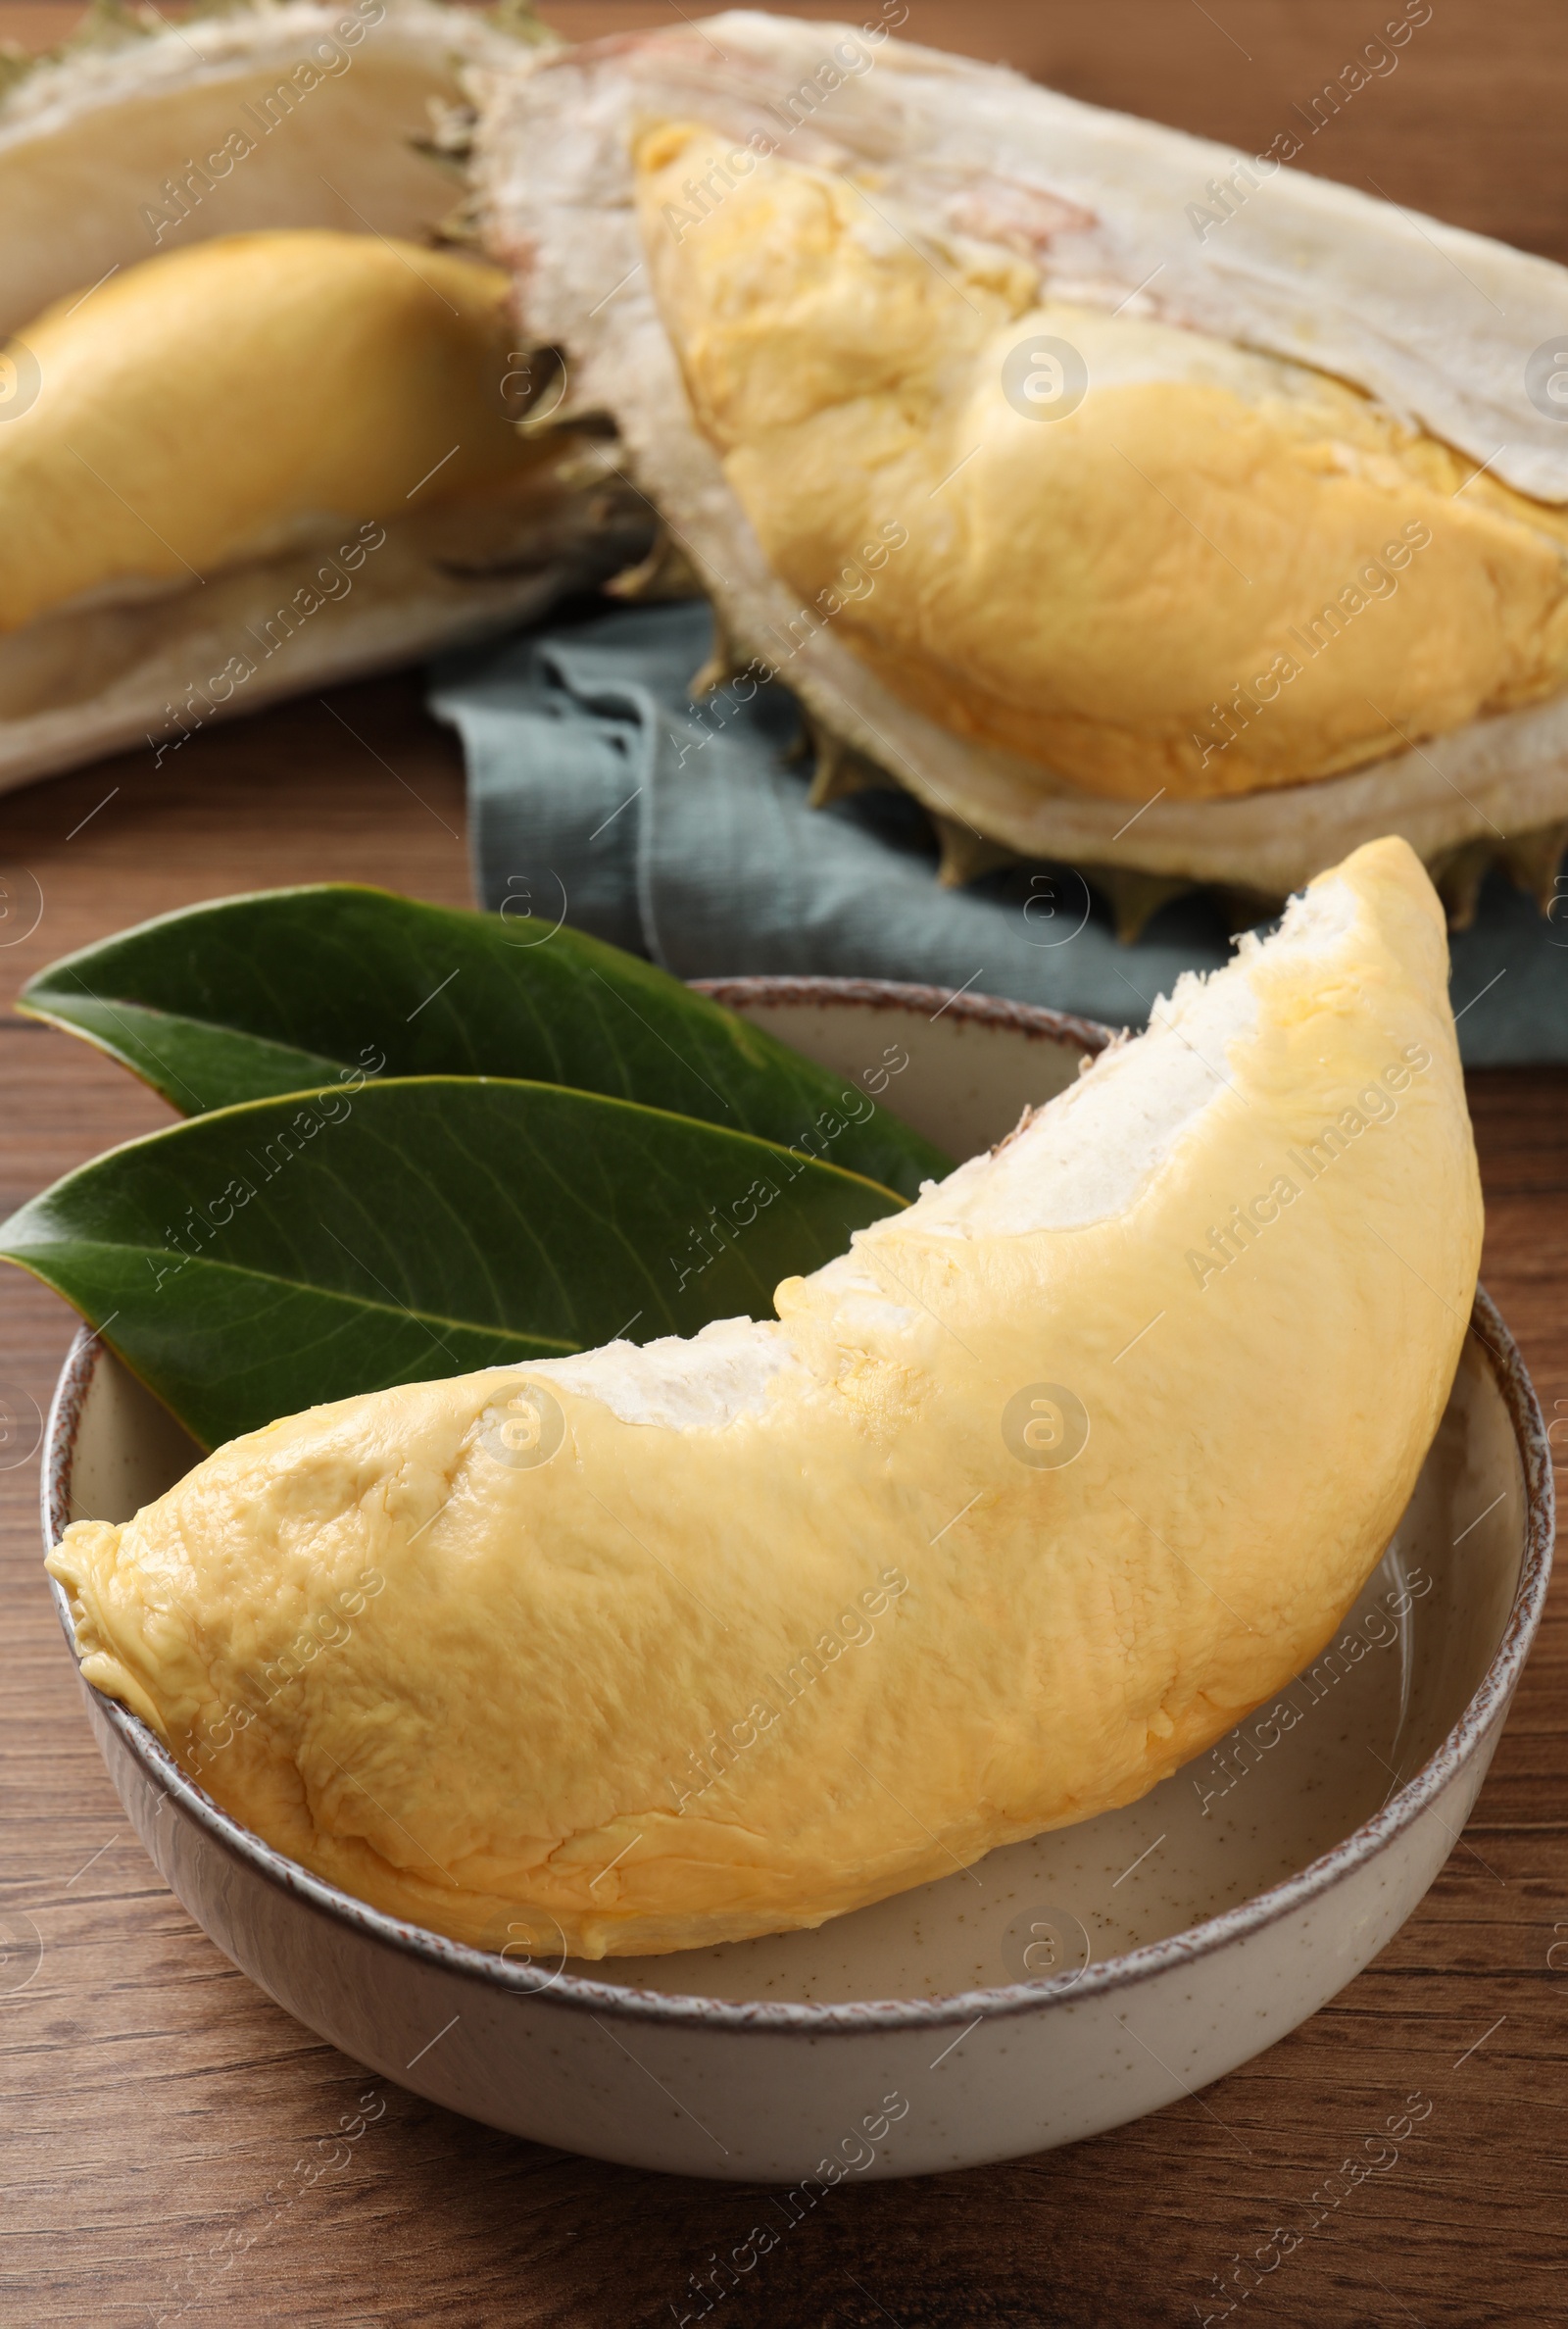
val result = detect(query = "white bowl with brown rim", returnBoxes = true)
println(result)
[42,978,1552,2181]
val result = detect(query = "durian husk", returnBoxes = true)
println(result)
[690,599,1568,933]
[0,0,550,339]
[0,0,667,788]
[0,442,655,789]
[469,12,1568,908]
[945,827,1568,941]
[925,795,1568,941]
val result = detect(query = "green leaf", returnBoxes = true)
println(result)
[0,1076,899,1451]
[20,885,951,1199]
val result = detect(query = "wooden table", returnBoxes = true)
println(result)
[2,5,1565,2323]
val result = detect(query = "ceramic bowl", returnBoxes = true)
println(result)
[42,978,1552,2182]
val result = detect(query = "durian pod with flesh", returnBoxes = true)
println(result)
[468,12,1568,902]
[48,838,1482,1957]
[0,0,657,789]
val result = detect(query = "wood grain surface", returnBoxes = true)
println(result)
[3,5,1566,2324]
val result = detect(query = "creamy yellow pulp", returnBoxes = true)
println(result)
[0,229,546,633]
[636,123,1568,803]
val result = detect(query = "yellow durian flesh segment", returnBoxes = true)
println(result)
[635,123,1568,805]
[47,838,1481,1961]
[0,229,537,634]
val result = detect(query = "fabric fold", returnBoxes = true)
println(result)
[429,602,1567,1062]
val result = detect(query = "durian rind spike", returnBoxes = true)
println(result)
[604,527,704,605]
[930,816,1021,889]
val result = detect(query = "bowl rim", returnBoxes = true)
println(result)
[39,978,1553,2037]
[688,972,1117,1065]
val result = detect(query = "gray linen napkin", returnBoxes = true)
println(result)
[429,601,1565,1063]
